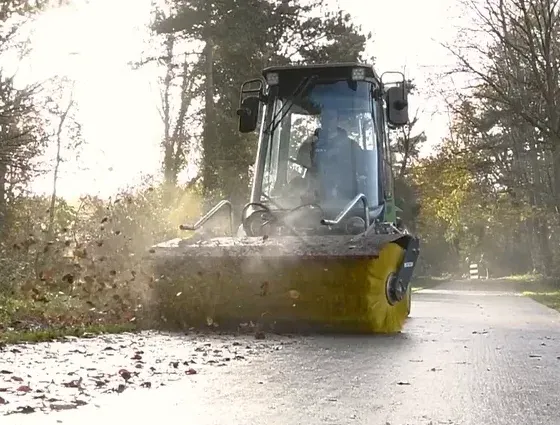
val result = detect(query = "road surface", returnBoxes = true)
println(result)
[3,279,560,425]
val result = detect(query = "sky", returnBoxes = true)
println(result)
[12,0,466,200]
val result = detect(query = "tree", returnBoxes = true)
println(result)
[41,77,82,237]
[443,0,560,207]
[150,0,371,204]
[423,0,560,276]
[0,0,72,233]
[133,16,204,188]
[0,75,44,235]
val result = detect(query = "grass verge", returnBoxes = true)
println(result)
[0,293,138,345]
[0,323,137,345]
[502,274,560,312]
[524,290,560,312]
[518,279,560,312]
[410,276,450,292]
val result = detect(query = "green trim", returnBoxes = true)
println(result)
[383,196,397,224]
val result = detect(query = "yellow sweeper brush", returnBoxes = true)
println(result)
[148,63,420,334]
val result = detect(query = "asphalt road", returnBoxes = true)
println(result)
[4,279,560,425]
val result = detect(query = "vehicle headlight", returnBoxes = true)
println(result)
[351,67,366,81]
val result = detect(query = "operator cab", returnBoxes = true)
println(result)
[237,63,409,236]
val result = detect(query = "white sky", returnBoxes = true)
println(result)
[13,0,465,200]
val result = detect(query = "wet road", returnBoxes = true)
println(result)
[5,279,560,425]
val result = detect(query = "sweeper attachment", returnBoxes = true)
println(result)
[149,63,420,333]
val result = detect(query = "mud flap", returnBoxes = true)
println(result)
[393,235,421,294]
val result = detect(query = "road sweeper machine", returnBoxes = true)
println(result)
[150,62,420,334]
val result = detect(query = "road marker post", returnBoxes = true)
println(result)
[469,263,479,280]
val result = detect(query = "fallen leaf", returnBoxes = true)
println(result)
[260,281,269,296]
[17,385,32,392]
[50,403,77,411]
[288,289,300,299]
[118,369,132,381]
[62,378,82,388]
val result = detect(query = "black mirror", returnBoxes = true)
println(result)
[386,85,409,127]
[237,96,260,133]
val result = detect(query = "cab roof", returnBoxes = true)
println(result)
[262,62,380,83]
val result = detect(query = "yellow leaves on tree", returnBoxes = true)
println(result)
[412,144,476,243]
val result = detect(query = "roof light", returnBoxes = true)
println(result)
[266,72,279,85]
[351,67,366,81]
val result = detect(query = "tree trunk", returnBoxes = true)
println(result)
[162,35,175,187]
[48,97,73,238]
[552,142,560,211]
[201,34,217,198]
[47,134,61,239]
[0,159,6,238]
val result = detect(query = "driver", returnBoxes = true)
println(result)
[293,106,362,201]
[296,107,358,170]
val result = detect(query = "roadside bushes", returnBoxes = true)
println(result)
[0,181,202,332]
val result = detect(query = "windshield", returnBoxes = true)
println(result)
[260,79,382,216]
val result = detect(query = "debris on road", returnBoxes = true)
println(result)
[0,330,295,416]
